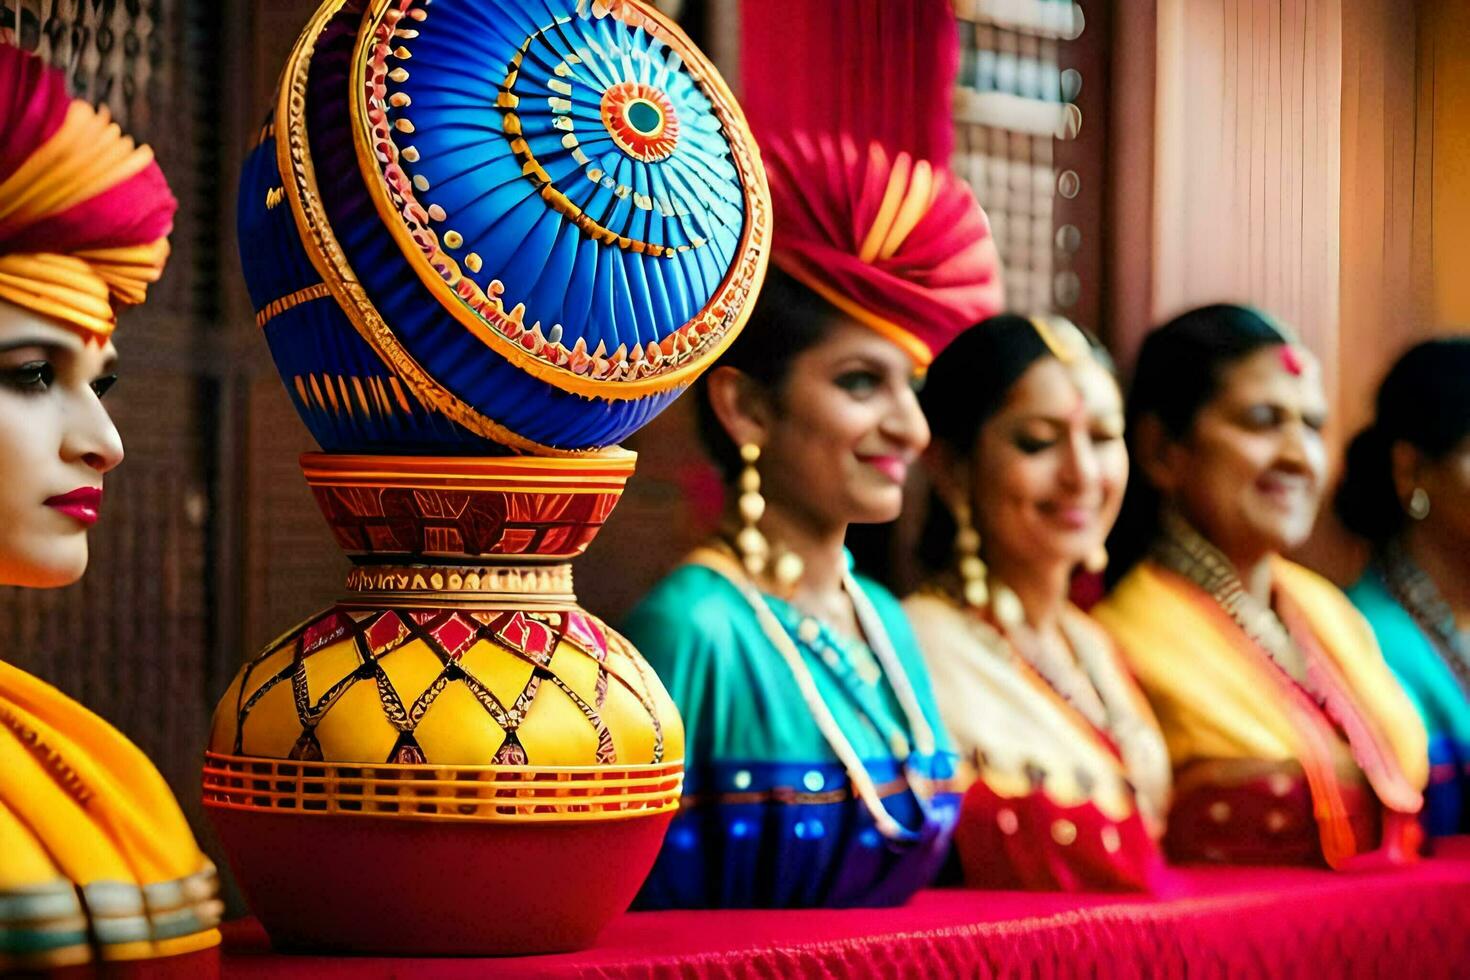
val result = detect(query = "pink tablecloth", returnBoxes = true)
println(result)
[220,837,1470,978]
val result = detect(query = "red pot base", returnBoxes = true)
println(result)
[207,807,673,955]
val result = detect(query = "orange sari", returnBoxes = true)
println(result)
[0,660,220,970]
[1096,558,1426,868]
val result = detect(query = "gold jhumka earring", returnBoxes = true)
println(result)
[953,499,1025,629]
[735,443,803,589]
[953,500,988,608]
[736,443,769,576]
[1085,545,1109,574]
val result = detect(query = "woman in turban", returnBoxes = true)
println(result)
[0,44,221,970]
[622,0,1005,908]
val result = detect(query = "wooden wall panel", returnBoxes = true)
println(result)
[1339,0,1428,441]
[1425,0,1470,327]
[1149,0,1343,387]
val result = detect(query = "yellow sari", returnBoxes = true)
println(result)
[1096,557,1426,868]
[0,659,221,970]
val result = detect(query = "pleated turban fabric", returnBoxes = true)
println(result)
[0,44,177,341]
[741,0,1004,366]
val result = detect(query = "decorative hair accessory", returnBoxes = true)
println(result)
[1408,487,1431,521]
[1028,314,1092,365]
[0,44,176,341]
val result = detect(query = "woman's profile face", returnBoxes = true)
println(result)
[969,356,1127,573]
[758,316,930,528]
[1160,344,1329,563]
[0,302,125,588]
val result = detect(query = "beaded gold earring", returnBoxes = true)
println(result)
[954,499,1025,629]
[735,443,769,576]
[953,501,989,608]
[771,547,805,591]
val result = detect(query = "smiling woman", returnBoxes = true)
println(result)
[622,270,978,910]
[904,314,1172,893]
[617,0,1004,911]
[0,44,221,972]
[1094,304,1429,870]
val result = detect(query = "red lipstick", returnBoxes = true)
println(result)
[45,487,102,526]
[858,455,909,484]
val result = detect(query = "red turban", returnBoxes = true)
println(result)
[741,0,1004,366]
[0,44,177,341]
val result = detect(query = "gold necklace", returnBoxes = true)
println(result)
[1153,512,1308,684]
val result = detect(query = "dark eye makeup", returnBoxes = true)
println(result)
[90,374,119,399]
[1238,402,1326,433]
[0,340,118,399]
[1013,433,1057,455]
[0,359,55,395]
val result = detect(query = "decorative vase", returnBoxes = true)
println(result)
[211,0,766,954]
[205,452,684,954]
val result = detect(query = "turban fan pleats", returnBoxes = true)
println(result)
[0,44,176,341]
[739,0,1004,365]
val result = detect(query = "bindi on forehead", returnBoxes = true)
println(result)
[1279,345,1305,376]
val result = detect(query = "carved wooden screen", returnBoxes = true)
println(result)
[952,0,1108,333]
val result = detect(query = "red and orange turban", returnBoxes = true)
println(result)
[741,0,1004,366]
[0,44,176,342]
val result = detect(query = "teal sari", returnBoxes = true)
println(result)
[1348,566,1470,836]
[622,550,960,908]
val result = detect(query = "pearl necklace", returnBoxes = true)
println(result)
[695,548,940,842]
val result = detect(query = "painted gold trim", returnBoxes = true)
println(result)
[272,0,579,455]
[299,449,636,485]
[350,0,770,400]
[344,563,575,603]
[202,751,683,824]
[255,282,332,328]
